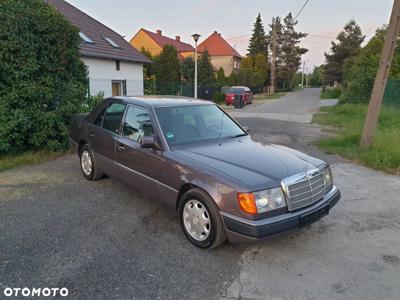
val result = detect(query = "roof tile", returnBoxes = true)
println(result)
[44,0,151,63]
[198,31,242,58]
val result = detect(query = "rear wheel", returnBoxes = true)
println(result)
[179,188,226,249]
[79,144,103,181]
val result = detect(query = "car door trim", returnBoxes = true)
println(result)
[114,161,178,192]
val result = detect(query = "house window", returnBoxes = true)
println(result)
[79,32,94,44]
[116,60,120,71]
[104,37,120,48]
[112,80,126,96]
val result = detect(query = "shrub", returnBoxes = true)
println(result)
[81,92,105,113]
[213,91,225,104]
[0,0,88,154]
[321,87,342,99]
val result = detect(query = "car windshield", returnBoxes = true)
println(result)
[229,88,244,94]
[155,104,246,147]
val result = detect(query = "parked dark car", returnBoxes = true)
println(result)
[70,96,340,249]
[225,86,253,106]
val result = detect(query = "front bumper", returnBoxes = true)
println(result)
[221,185,341,242]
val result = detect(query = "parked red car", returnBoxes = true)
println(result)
[225,86,253,106]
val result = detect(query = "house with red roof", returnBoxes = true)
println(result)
[198,31,242,76]
[130,29,195,59]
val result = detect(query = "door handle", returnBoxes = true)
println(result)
[89,132,95,137]
[118,144,125,150]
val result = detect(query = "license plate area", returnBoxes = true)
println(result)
[299,206,329,228]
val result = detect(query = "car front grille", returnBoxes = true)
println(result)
[284,171,325,211]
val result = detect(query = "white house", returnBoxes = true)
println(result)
[45,0,151,97]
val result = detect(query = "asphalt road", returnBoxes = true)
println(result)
[1,89,399,299]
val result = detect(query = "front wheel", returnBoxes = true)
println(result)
[179,188,226,249]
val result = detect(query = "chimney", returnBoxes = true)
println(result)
[175,36,180,42]
[156,29,162,35]
[214,31,218,34]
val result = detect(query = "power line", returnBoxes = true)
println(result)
[294,0,310,20]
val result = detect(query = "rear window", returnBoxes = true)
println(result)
[102,103,126,134]
[228,88,244,94]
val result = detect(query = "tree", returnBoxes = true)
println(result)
[154,45,180,94]
[341,27,400,103]
[227,72,238,86]
[240,56,254,70]
[324,19,365,85]
[140,48,156,94]
[216,68,228,87]
[309,66,324,87]
[267,14,307,89]
[237,56,254,86]
[0,0,88,153]
[279,13,308,89]
[181,56,195,82]
[247,13,268,58]
[254,53,267,81]
[198,50,215,87]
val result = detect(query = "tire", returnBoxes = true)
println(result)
[179,188,226,249]
[79,144,103,181]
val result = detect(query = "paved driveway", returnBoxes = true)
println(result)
[231,88,337,123]
[1,89,399,299]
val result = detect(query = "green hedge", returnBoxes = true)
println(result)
[0,0,88,154]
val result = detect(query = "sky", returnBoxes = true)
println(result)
[67,0,394,72]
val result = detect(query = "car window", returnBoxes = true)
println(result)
[229,88,244,94]
[155,104,245,146]
[122,106,154,142]
[94,107,106,126]
[102,103,126,134]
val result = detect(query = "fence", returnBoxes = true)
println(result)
[383,79,400,108]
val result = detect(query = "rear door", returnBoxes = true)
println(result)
[114,105,162,198]
[89,101,126,173]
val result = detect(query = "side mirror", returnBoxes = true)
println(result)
[140,136,156,149]
[243,126,250,133]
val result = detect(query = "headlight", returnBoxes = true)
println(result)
[254,187,287,212]
[237,187,287,214]
[322,166,333,191]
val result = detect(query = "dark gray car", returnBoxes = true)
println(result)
[70,96,341,249]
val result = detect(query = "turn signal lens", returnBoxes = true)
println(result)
[237,193,257,214]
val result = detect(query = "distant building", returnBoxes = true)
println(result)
[198,31,242,76]
[45,0,151,97]
[130,29,195,59]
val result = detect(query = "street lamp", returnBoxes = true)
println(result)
[192,33,201,99]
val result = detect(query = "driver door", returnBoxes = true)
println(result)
[114,105,161,198]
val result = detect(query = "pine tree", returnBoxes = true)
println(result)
[324,19,365,85]
[280,13,308,89]
[247,13,268,58]
[267,14,307,89]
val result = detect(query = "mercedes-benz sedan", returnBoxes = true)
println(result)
[70,96,341,249]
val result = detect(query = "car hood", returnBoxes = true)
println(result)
[172,137,325,190]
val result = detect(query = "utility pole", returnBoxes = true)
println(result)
[306,67,309,87]
[360,0,400,148]
[270,21,276,94]
[301,61,306,88]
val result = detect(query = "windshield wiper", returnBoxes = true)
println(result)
[230,133,248,138]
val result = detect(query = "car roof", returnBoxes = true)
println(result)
[230,86,250,90]
[111,95,214,108]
